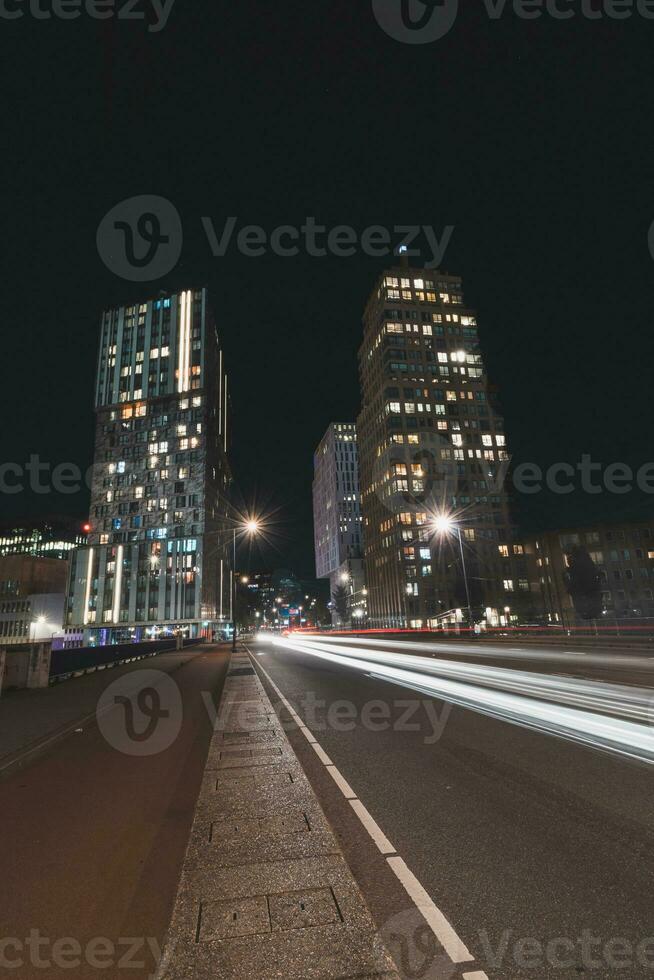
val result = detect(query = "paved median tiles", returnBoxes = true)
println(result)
[157,650,400,979]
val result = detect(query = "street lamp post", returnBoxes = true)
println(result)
[432,514,473,631]
[232,519,260,651]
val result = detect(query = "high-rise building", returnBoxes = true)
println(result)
[66,287,233,644]
[312,423,366,624]
[357,259,525,629]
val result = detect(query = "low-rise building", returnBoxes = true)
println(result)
[524,520,654,626]
[0,523,85,560]
[0,555,70,647]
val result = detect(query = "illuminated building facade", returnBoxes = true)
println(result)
[66,287,233,644]
[313,423,366,624]
[0,555,68,646]
[0,524,85,560]
[357,260,527,629]
[524,521,654,626]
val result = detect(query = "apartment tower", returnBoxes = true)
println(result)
[357,259,527,628]
[313,423,366,624]
[66,287,233,644]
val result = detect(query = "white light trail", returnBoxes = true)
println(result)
[266,635,654,766]
[303,632,654,675]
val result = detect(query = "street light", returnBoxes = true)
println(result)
[30,615,47,643]
[232,518,261,651]
[431,513,473,631]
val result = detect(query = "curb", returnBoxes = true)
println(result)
[156,646,400,979]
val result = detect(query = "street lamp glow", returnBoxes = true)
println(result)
[232,516,262,652]
[432,513,456,535]
[431,511,473,630]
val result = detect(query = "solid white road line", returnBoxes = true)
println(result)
[248,647,485,975]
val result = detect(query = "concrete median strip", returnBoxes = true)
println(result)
[156,649,400,979]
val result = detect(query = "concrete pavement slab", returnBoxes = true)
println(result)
[158,647,400,980]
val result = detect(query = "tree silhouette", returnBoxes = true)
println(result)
[564,545,602,620]
[332,584,349,624]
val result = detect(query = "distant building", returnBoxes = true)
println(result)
[0,555,68,646]
[357,258,523,629]
[242,570,275,612]
[524,520,654,626]
[312,423,366,625]
[0,523,85,561]
[66,287,233,645]
[270,569,304,603]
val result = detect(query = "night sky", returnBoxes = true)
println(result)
[2,1,654,575]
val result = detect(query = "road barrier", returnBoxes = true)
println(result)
[49,638,202,682]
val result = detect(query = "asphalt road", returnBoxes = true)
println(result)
[0,643,230,980]
[249,636,654,980]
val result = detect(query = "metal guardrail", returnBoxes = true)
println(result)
[49,638,202,682]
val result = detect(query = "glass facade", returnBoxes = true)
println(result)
[66,288,233,644]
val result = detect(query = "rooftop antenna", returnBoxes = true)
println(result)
[397,244,409,268]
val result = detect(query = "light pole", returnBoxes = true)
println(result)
[432,514,473,631]
[232,519,260,651]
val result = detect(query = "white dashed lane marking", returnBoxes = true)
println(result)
[250,649,485,975]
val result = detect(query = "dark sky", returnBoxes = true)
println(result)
[2,1,654,575]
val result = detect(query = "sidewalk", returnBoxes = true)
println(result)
[0,645,212,771]
[157,648,400,979]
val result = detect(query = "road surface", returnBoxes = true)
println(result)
[0,643,230,980]
[248,634,654,979]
